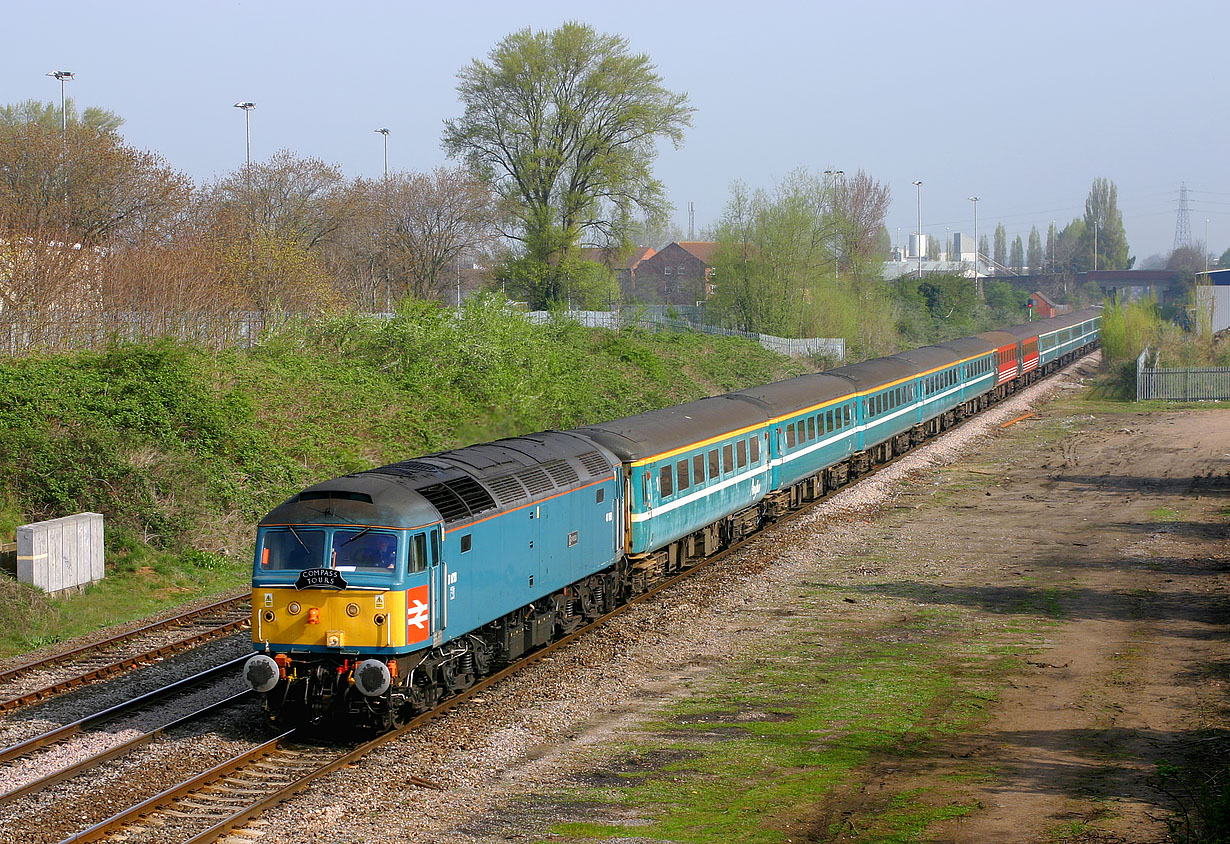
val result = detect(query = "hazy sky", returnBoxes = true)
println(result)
[6,0,1227,262]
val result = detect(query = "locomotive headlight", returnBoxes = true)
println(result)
[262,610,275,623]
[346,602,360,617]
[373,614,385,626]
[287,602,301,615]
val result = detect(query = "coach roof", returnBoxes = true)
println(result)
[573,395,769,463]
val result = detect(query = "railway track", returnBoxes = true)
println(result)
[0,595,249,712]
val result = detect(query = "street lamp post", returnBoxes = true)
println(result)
[376,128,391,312]
[375,128,390,179]
[824,168,843,277]
[1093,219,1098,272]
[234,102,256,267]
[912,180,923,279]
[968,196,981,298]
[46,70,74,132]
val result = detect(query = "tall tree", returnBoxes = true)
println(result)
[979,234,990,264]
[1080,177,1132,270]
[442,22,693,307]
[993,223,1007,267]
[1027,226,1043,271]
[1045,222,1059,272]
[830,169,891,281]
[1009,234,1024,271]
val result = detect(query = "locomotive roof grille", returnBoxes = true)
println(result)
[577,450,610,477]
[486,474,529,507]
[542,459,579,486]
[517,466,554,496]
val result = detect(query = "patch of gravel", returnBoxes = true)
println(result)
[240,355,1101,844]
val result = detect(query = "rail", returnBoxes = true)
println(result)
[1136,346,1230,401]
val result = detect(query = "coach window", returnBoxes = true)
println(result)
[722,444,734,473]
[785,424,796,449]
[660,465,673,498]
[709,449,720,479]
[677,459,690,492]
[736,440,747,468]
[807,417,816,440]
[693,454,705,485]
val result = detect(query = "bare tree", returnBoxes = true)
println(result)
[831,169,891,280]
[384,167,498,301]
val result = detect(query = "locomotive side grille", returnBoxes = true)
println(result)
[577,450,611,478]
[542,459,579,487]
[443,476,497,517]
[415,483,469,522]
[516,467,554,496]
[486,474,529,507]
[415,477,496,523]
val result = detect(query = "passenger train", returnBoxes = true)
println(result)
[242,307,1101,728]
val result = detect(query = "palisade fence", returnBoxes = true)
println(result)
[1136,346,1230,401]
[0,310,283,355]
[527,309,845,360]
[0,306,845,361]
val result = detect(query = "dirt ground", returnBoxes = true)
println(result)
[915,407,1230,842]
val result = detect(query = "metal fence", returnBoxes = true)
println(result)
[1136,346,1230,401]
[527,309,845,360]
[0,310,278,355]
[0,306,846,362]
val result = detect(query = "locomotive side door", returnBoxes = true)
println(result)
[429,528,444,647]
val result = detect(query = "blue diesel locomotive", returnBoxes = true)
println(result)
[242,307,1100,727]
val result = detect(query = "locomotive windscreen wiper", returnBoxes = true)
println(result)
[338,527,373,547]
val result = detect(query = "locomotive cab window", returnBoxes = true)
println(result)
[332,529,398,574]
[407,533,427,573]
[460,533,472,553]
[596,487,604,504]
[259,528,325,571]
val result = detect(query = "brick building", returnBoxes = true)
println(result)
[631,241,717,306]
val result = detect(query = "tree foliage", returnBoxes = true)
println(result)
[0,98,124,132]
[1027,226,1042,271]
[1080,177,1132,270]
[442,22,693,307]
[993,223,1007,268]
[706,169,895,349]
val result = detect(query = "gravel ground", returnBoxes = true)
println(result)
[0,693,268,844]
[233,356,1101,844]
[0,632,251,748]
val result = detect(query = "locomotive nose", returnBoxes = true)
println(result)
[243,654,281,693]
[353,658,392,697]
